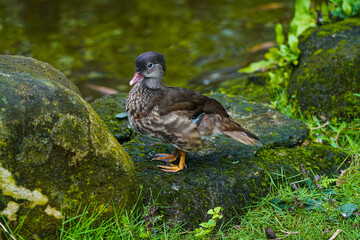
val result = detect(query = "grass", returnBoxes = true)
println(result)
[225,165,360,239]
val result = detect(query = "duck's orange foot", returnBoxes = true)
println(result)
[152,149,179,163]
[156,150,187,173]
[157,163,187,173]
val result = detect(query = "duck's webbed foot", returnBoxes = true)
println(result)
[152,148,179,163]
[157,150,187,173]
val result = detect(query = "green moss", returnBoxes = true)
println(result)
[0,55,81,95]
[316,24,351,37]
[16,136,50,165]
[256,144,346,175]
[288,19,360,120]
[316,18,360,38]
[0,119,9,149]
[215,72,271,103]
[90,94,132,143]
[313,49,323,56]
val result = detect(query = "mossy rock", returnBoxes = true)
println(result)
[0,55,139,239]
[92,92,347,226]
[287,18,360,121]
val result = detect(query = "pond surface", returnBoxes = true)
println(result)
[0,0,294,100]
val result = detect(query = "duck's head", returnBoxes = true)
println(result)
[130,52,166,89]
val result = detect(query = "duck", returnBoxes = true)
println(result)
[126,52,259,172]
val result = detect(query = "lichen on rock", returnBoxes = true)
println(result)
[2,201,20,221]
[0,163,48,208]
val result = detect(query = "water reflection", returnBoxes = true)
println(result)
[0,0,293,100]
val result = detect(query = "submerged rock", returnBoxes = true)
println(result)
[287,18,360,120]
[0,55,138,238]
[92,92,347,226]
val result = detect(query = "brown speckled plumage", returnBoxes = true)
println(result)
[126,52,259,172]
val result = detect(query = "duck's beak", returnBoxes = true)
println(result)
[129,72,144,86]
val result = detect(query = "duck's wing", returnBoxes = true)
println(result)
[155,87,229,119]
[156,87,259,145]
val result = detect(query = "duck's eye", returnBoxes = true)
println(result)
[147,63,153,68]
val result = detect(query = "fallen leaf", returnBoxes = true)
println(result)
[265,227,277,239]
[339,203,358,219]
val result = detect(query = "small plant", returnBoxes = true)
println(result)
[237,0,318,116]
[239,0,315,74]
[309,116,360,155]
[316,0,360,25]
[329,0,360,18]
[194,207,223,238]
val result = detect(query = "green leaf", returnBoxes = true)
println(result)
[290,0,316,37]
[208,219,216,227]
[305,198,323,210]
[322,189,337,195]
[338,121,347,133]
[321,2,329,22]
[270,198,283,204]
[342,0,352,15]
[329,137,338,148]
[328,124,339,132]
[238,60,272,73]
[306,178,315,189]
[270,198,283,205]
[339,203,358,218]
[139,231,149,238]
[345,135,357,152]
[265,47,282,62]
[1,97,7,104]
[195,229,210,238]
[200,222,209,228]
[354,93,360,97]
[214,207,222,213]
[115,112,128,119]
[275,23,285,46]
[288,34,299,52]
[207,209,214,215]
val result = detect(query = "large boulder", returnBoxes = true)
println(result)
[0,55,139,239]
[92,93,347,226]
[287,18,360,120]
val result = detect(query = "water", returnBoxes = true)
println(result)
[0,0,294,100]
